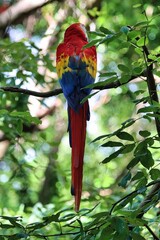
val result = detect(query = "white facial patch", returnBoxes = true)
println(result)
[80,24,89,41]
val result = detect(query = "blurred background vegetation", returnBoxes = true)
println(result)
[0,0,160,239]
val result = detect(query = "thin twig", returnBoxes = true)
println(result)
[145,224,159,240]
[109,180,160,215]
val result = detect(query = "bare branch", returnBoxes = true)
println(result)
[0,0,57,29]
[0,75,142,98]
[145,224,159,240]
[0,86,62,97]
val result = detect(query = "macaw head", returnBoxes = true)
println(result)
[64,23,88,43]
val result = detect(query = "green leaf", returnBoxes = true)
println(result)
[102,147,124,164]
[8,233,28,239]
[83,76,117,89]
[0,109,8,115]
[134,21,149,27]
[116,131,134,141]
[0,236,5,240]
[137,37,145,47]
[98,33,118,45]
[137,37,149,47]
[91,211,109,219]
[132,66,143,74]
[128,217,147,227]
[100,225,114,240]
[43,212,60,223]
[17,119,23,135]
[112,217,129,239]
[0,223,15,229]
[83,39,102,49]
[140,149,154,169]
[81,91,99,104]
[133,96,149,105]
[131,232,146,240]
[132,171,144,181]
[88,7,99,17]
[137,186,147,194]
[99,72,117,77]
[128,30,140,40]
[99,26,113,35]
[148,54,157,61]
[127,157,141,169]
[121,118,135,128]
[135,47,143,55]
[119,172,131,188]
[118,64,130,72]
[139,130,151,137]
[101,141,124,147]
[137,105,159,113]
[92,134,108,143]
[115,193,137,210]
[133,3,142,8]
[122,143,135,153]
[136,177,147,189]
[119,74,131,84]
[134,141,145,154]
[10,111,41,125]
[89,31,105,37]
[8,219,24,229]
[150,169,160,180]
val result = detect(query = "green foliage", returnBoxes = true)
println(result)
[0,0,160,239]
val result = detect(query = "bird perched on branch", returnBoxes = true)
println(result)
[56,23,97,211]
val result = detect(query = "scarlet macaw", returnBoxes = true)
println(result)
[56,23,97,211]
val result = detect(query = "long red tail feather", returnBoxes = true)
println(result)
[69,101,89,212]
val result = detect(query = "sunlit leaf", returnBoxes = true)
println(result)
[150,169,160,180]
[118,64,130,72]
[133,3,142,8]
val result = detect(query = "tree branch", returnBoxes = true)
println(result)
[143,45,160,135]
[0,86,62,97]
[126,44,160,240]
[0,75,142,98]
[145,224,159,240]
[0,0,59,29]
[109,180,160,216]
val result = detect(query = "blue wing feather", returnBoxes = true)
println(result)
[59,55,94,112]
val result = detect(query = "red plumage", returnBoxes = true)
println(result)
[56,23,97,211]
[70,102,89,211]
